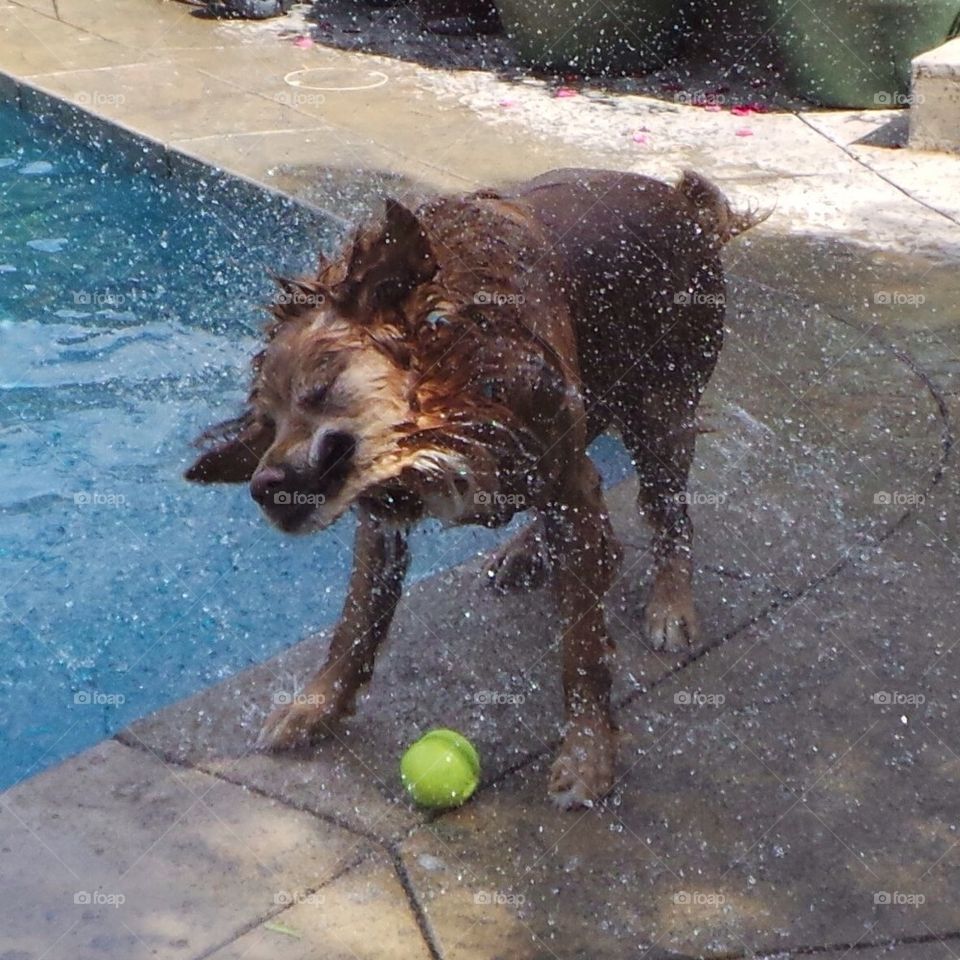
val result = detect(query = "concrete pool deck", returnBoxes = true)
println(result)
[2,2,960,959]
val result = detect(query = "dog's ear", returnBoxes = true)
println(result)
[338,199,437,313]
[184,412,275,484]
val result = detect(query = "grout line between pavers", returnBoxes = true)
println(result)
[173,125,343,143]
[20,60,172,78]
[112,730,399,848]
[795,111,960,228]
[708,927,960,960]
[8,0,107,40]
[111,729,415,840]
[189,846,375,960]
[386,844,445,960]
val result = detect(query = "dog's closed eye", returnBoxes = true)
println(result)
[298,384,330,411]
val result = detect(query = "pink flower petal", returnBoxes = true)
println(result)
[631,133,648,144]
[293,36,314,48]
[731,105,753,116]
[499,98,516,108]
[735,127,754,137]
[554,87,578,98]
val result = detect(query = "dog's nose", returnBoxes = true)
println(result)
[250,465,287,506]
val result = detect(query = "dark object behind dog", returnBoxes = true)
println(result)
[416,0,501,34]
[186,168,764,808]
[180,0,294,19]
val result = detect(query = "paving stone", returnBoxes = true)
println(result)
[0,5,150,75]
[166,43,405,125]
[802,109,960,227]
[0,740,373,960]
[206,853,433,960]
[51,0,225,52]
[23,61,326,143]
[119,663,422,844]
[727,233,960,326]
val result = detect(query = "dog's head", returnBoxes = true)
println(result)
[185,199,457,533]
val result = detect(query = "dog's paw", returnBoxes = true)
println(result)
[645,591,699,652]
[485,529,549,594]
[255,699,344,751]
[644,563,699,652]
[548,720,616,810]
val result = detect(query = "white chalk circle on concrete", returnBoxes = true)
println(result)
[283,66,389,92]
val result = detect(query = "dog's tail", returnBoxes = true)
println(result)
[676,170,771,246]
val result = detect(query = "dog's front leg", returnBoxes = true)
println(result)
[257,509,409,750]
[543,457,621,809]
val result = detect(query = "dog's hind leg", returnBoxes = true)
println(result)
[257,509,409,750]
[544,455,621,809]
[622,383,709,653]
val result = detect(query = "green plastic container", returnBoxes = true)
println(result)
[768,0,958,107]
[494,0,684,74]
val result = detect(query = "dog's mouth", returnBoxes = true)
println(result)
[250,430,357,533]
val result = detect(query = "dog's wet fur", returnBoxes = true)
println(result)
[186,168,764,809]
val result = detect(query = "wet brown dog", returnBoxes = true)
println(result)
[185,168,762,808]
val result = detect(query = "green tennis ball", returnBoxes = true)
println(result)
[400,728,481,809]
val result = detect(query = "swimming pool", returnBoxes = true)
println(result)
[0,103,632,790]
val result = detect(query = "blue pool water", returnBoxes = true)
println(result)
[0,105,632,790]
